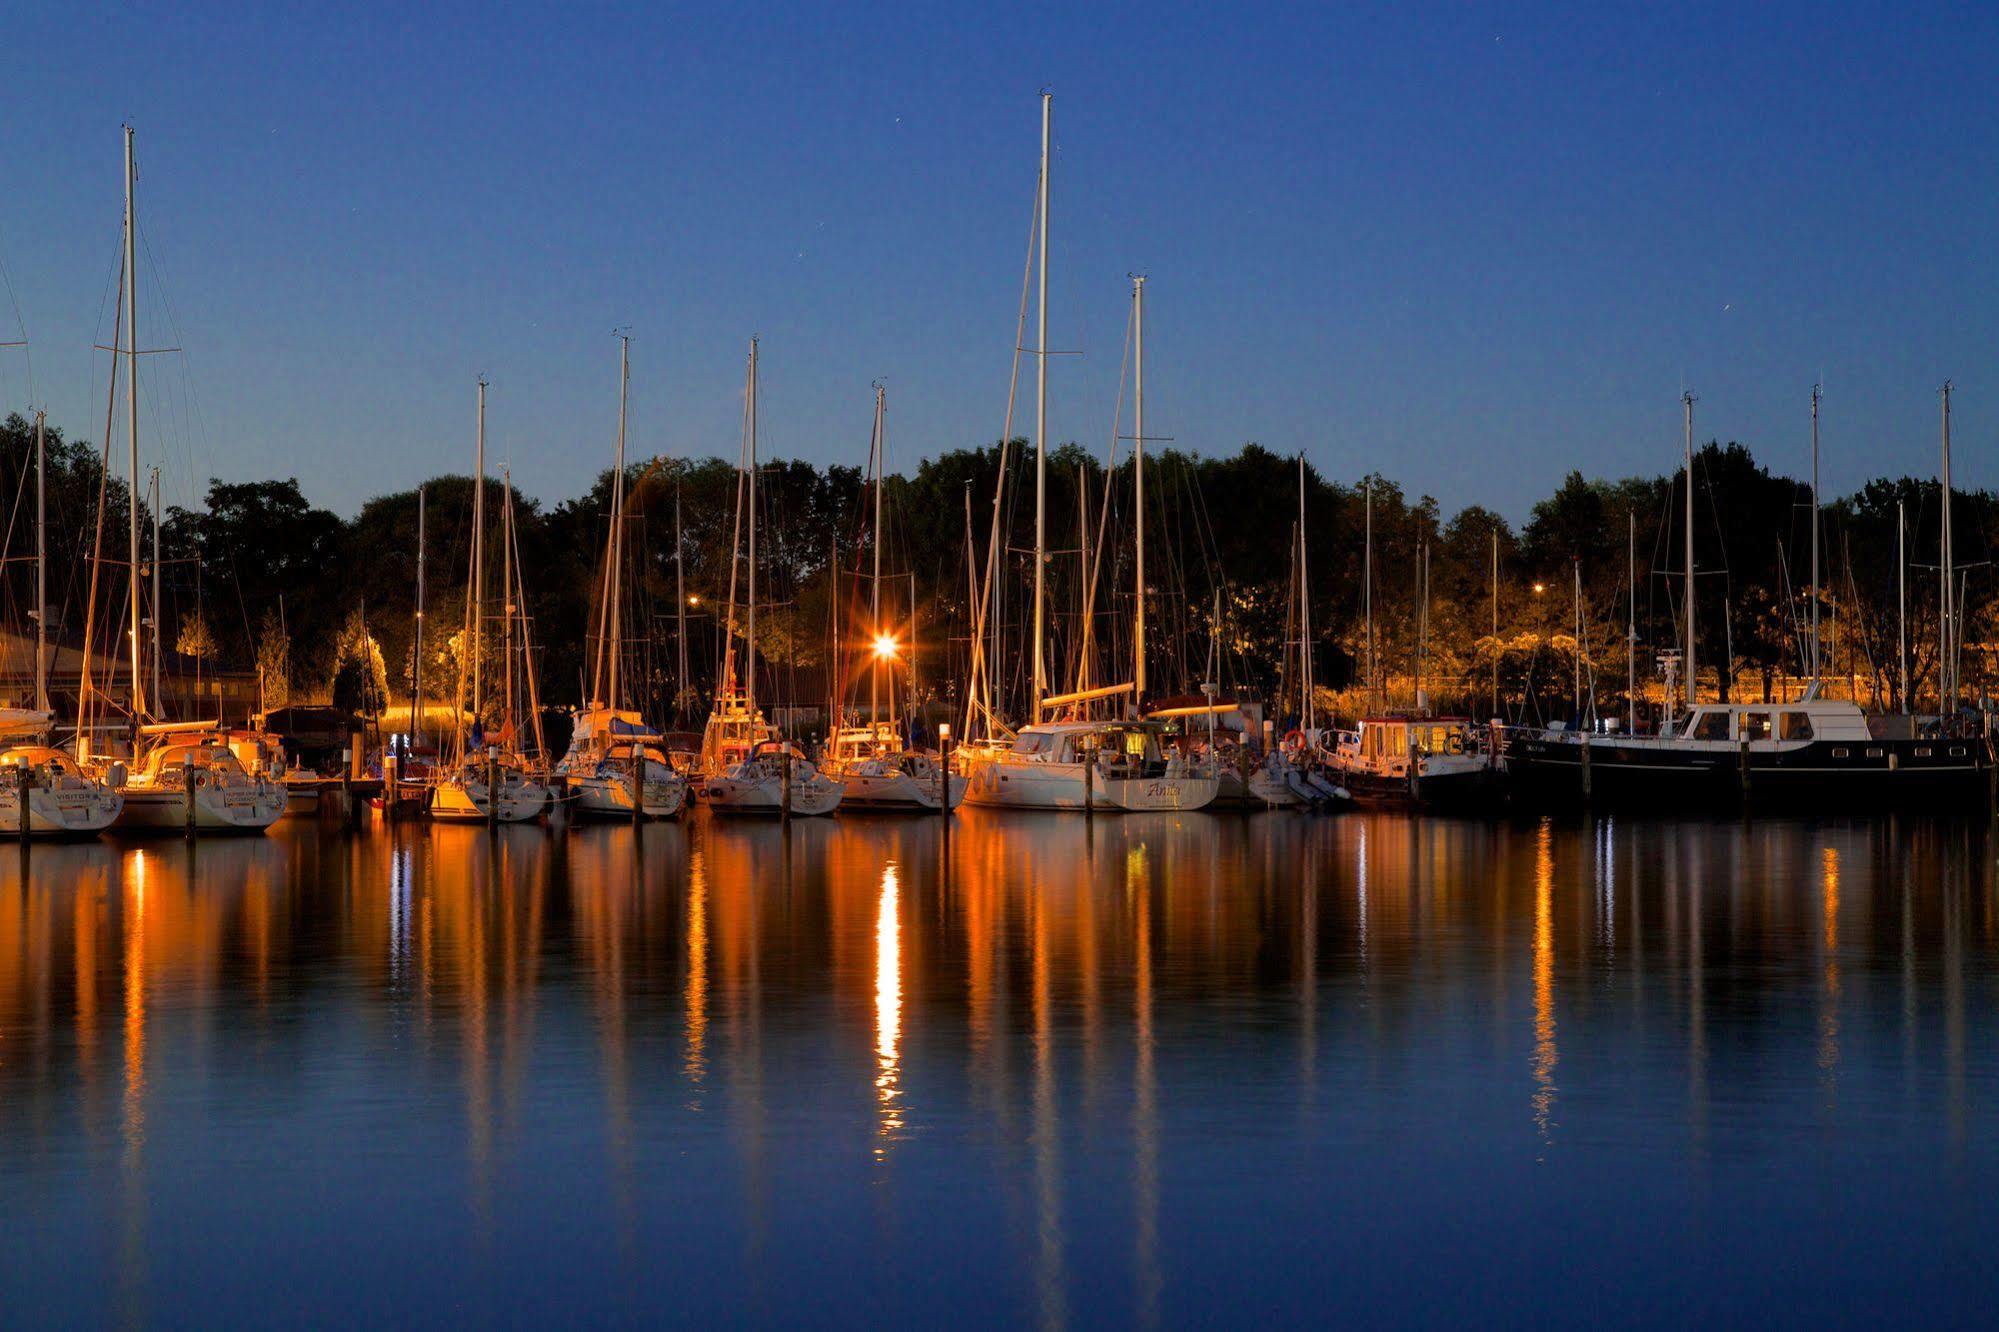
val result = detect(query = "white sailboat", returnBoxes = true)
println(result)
[84,128,282,833]
[433,381,550,823]
[701,339,842,816]
[964,113,1216,812]
[823,385,967,812]
[557,336,689,819]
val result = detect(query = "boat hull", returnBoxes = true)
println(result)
[113,784,286,833]
[0,787,124,837]
[963,760,1218,812]
[836,770,967,812]
[1504,733,1990,808]
[566,773,687,820]
[702,773,843,816]
[430,779,549,823]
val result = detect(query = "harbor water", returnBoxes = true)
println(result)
[0,810,1994,1326]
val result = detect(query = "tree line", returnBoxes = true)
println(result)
[1,411,1988,728]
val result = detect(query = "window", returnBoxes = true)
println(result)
[1780,712,1815,741]
[1740,712,1774,741]
[1915,747,1933,758]
[1012,733,1046,757]
[1951,746,1968,757]
[1832,748,1850,758]
[1866,748,1883,758]
[1691,711,1730,741]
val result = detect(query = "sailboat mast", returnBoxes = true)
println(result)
[1897,499,1907,711]
[871,383,885,732]
[1363,479,1374,709]
[1626,512,1636,732]
[674,480,688,720]
[472,378,486,723]
[414,485,426,748]
[1031,90,1051,719]
[1297,456,1312,733]
[608,337,629,713]
[1490,528,1499,720]
[150,467,161,712]
[502,465,515,733]
[1682,391,1696,711]
[124,125,144,718]
[1939,381,1954,713]
[1132,274,1147,706]
[33,409,47,713]
[1809,383,1821,688]
[747,338,759,721]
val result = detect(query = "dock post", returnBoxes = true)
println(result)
[937,725,952,819]
[1407,738,1421,804]
[183,754,197,838]
[631,750,643,826]
[486,748,499,830]
[1738,734,1751,803]
[1084,741,1096,817]
[1580,729,1592,802]
[781,748,793,822]
[16,763,30,842]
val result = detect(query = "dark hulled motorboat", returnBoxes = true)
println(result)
[1501,699,1990,808]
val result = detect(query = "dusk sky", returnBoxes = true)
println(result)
[4,0,1996,522]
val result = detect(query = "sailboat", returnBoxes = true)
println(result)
[0,412,122,836]
[700,339,842,815]
[1246,459,1345,809]
[83,127,283,833]
[1503,390,1987,806]
[821,385,967,811]
[432,381,549,823]
[556,336,689,819]
[962,99,1217,813]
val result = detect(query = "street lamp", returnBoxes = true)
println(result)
[872,633,899,661]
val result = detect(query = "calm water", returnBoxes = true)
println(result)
[1,810,1995,1328]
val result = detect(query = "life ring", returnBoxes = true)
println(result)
[1282,730,1308,756]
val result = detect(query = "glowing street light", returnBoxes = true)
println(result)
[1532,582,1547,595]
[872,633,900,661]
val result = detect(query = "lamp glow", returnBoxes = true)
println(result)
[872,634,899,660]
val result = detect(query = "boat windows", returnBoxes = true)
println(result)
[1866,748,1883,759]
[1915,747,1932,758]
[1740,712,1774,742]
[1690,711,1729,742]
[1779,712,1814,742]
[1011,733,1047,757]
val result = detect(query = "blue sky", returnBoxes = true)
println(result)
[2,1,1995,521]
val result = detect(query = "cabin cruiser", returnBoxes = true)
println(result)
[703,740,844,816]
[962,719,1219,812]
[558,706,687,819]
[1326,717,1492,808]
[1502,698,1989,806]
[110,729,286,832]
[822,722,965,812]
[430,751,551,823]
[0,709,123,837]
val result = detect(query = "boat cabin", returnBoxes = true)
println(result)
[1006,721,1169,769]
[1666,700,1872,744]
[1347,717,1475,760]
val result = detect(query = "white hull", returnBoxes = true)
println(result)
[836,770,967,812]
[0,787,124,837]
[114,784,285,833]
[430,778,549,823]
[964,760,1218,812]
[703,772,843,816]
[566,772,687,819]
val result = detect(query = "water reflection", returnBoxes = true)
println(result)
[0,813,1996,1325]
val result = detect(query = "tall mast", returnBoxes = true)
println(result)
[1363,480,1374,709]
[1297,456,1312,733]
[1896,499,1907,710]
[871,383,885,731]
[1132,274,1147,705]
[413,485,426,748]
[1626,512,1636,732]
[150,466,161,713]
[608,337,629,712]
[33,410,47,713]
[124,125,144,718]
[1490,528,1499,720]
[1031,90,1051,719]
[746,338,759,720]
[472,378,486,723]
[674,480,688,721]
[1808,383,1822,689]
[1682,391,1696,711]
[1939,381,1954,713]
[502,464,515,735]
